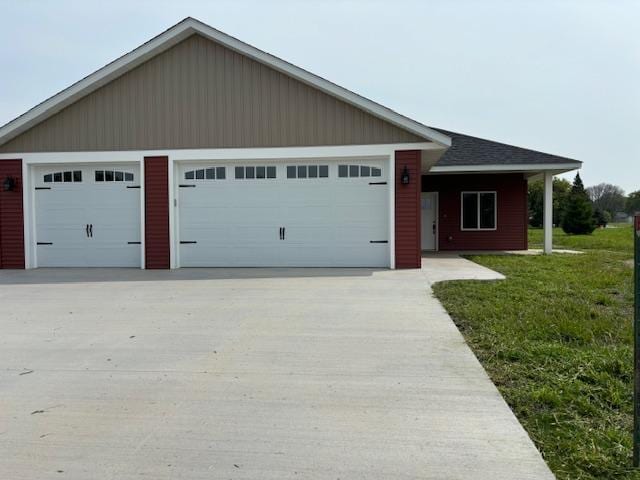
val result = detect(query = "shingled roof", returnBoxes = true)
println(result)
[431,128,581,167]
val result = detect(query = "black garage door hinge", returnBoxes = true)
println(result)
[180,241,197,244]
[179,184,196,188]
[37,242,53,245]
[369,182,387,185]
[369,240,388,244]
[127,185,141,189]
[35,187,51,190]
[127,241,141,244]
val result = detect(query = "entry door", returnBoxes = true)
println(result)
[177,160,389,267]
[421,192,438,251]
[34,164,141,267]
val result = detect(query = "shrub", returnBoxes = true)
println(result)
[592,208,610,228]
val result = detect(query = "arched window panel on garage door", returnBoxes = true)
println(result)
[184,167,226,180]
[337,164,382,178]
[43,170,83,183]
[95,170,135,182]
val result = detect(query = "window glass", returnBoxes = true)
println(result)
[287,166,296,178]
[195,169,205,180]
[216,167,226,179]
[63,171,72,182]
[361,166,370,177]
[308,165,318,178]
[54,172,63,182]
[115,171,124,181]
[462,193,479,229]
[234,166,275,180]
[319,165,329,178]
[349,165,359,177]
[95,171,104,182]
[206,168,215,180]
[124,172,134,181]
[371,167,381,177]
[105,171,114,182]
[185,171,194,180]
[338,165,348,177]
[44,174,52,183]
[73,171,82,182]
[480,193,496,229]
[297,165,307,178]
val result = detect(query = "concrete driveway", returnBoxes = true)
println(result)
[0,267,553,479]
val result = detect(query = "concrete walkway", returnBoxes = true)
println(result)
[0,267,553,479]
[421,253,506,284]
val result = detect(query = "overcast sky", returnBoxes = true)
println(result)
[1,0,637,192]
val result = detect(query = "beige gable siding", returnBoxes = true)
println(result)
[0,35,424,153]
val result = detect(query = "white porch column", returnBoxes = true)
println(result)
[543,171,553,254]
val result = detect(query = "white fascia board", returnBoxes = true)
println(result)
[0,142,441,164]
[0,18,451,148]
[428,162,582,174]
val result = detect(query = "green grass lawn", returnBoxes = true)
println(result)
[432,225,636,479]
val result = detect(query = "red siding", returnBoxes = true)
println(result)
[144,156,170,269]
[395,150,421,268]
[0,160,25,269]
[423,173,528,251]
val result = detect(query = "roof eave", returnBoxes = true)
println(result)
[0,17,451,148]
[428,161,582,175]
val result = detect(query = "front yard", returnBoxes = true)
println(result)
[432,225,636,479]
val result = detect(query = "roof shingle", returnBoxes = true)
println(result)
[432,128,581,167]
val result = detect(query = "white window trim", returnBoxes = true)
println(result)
[460,191,497,231]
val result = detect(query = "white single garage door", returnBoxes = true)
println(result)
[34,164,141,267]
[177,160,389,267]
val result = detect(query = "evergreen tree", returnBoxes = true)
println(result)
[561,174,595,234]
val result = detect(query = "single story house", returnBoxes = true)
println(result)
[0,18,580,270]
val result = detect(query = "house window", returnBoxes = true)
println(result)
[461,192,496,230]
[234,166,276,179]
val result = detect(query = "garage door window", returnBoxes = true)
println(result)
[185,167,226,180]
[44,170,83,183]
[338,165,382,178]
[235,166,276,180]
[95,170,135,182]
[286,165,329,179]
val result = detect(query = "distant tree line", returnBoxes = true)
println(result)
[529,174,639,235]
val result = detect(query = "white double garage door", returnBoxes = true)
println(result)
[34,159,390,268]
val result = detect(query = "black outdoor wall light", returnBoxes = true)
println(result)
[3,176,16,192]
[401,166,410,185]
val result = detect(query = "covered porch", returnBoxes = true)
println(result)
[418,127,583,256]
